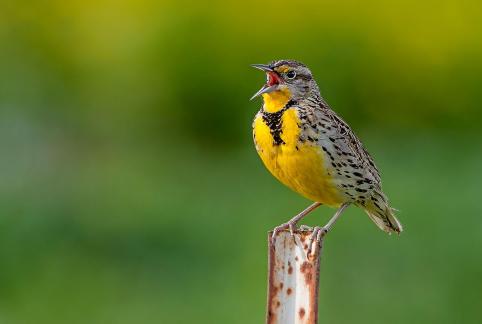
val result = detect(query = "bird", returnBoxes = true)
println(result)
[250,60,402,247]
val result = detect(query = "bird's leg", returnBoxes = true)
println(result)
[271,202,322,242]
[307,203,350,255]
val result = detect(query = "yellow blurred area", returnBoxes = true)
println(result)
[2,0,481,137]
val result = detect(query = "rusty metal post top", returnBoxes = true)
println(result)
[267,230,322,324]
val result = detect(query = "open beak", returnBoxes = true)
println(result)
[250,64,281,100]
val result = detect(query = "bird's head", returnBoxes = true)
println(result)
[250,60,319,109]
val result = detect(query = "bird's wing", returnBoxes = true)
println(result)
[310,104,382,186]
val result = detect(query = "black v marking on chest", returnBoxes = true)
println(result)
[261,100,297,146]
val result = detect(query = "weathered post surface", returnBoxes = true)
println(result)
[266,230,322,324]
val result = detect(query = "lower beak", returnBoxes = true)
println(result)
[250,84,277,100]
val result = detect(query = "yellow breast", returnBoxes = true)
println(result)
[253,106,343,207]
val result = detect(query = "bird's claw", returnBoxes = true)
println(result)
[299,225,312,231]
[306,226,328,256]
[271,221,298,244]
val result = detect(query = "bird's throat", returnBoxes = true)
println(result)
[262,88,292,113]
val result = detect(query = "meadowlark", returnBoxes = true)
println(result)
[251,60,402,245]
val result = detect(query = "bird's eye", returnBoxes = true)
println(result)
[286,71,296,79]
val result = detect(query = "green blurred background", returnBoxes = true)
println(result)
[1,0,482,323]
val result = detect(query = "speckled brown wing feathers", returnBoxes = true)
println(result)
[322,108,382,185]
[299,98,402,233]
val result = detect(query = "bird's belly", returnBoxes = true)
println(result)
[253,114,343,207]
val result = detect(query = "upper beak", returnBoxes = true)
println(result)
[250,63,278,100]
[250,64,274,72]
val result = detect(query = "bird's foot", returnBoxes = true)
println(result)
[271,220,298,244]
[299,224,313,231]
[306,226,328,256]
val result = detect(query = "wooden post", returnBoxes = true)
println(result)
[266,230,322,324]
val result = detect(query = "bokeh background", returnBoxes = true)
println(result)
[1,0,482,323]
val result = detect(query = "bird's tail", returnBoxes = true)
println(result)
[363,190,403,234]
